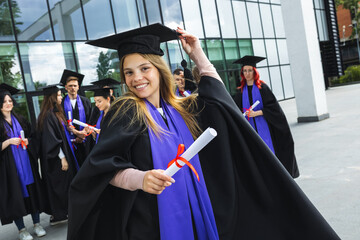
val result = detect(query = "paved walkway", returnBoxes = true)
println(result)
[1,83,359,240]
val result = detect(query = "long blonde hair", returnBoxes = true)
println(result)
[110,53,201,139]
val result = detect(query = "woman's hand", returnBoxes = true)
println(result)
[247,110,263,118]
[177,27,202,56]
[61,158,69,171]
[23,138,29,146]
[8,137,22,146]
[142,169,175,195]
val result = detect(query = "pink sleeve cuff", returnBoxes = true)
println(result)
[109,168,146,191]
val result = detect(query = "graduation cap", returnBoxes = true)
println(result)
[86,23,179,60]
[91,78,120,88]
[0,83,20,95]
[89,87,114,98]
[233,55,266,67]
[60,69,85,86]
[39,84,61,96]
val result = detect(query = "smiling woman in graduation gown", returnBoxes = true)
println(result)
[232,56,299,178]
[67,25,340,240]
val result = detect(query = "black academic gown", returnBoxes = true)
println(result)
[0,115,47,225]
[233,83,299,178]
[39,110,78,220]
[61,95,92,166]
[67,77,339,240]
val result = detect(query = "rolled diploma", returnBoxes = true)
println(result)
[183,91,190,97]
[164,127,217,177]
[20,130,26,150]
[72,119,99,131]
[68,111,74,135]
[243,100,260,116]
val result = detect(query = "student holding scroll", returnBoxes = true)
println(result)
[68,24,340,240]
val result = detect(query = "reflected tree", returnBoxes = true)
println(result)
[96,51,111,79]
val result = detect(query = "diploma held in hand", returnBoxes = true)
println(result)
[164,127,217,178]
[20,130,26,150]
[72,119,99,131]
[243,100,260,116]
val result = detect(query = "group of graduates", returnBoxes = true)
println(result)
[0,22,340,240]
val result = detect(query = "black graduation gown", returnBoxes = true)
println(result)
[0,116,47,225]
[39,110,78,220]
[61,95,92,166]
[67,77,339,240]
[233,83,299,178]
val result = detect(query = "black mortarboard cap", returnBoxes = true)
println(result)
[40,84,61,96]
[0,83,20,95]
[91,78,120,87]
[89,87,113,97]
[233,55,266,67]
[60,69,85,86]
[86,23,179,60]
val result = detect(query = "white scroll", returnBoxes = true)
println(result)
[164,127,217,177]
[243,100,260,116]
[20,130,26,150]
[72,119,99,131]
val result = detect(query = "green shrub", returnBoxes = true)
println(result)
[338,65,360,83]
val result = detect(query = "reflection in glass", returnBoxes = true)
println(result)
[0,0,15,40]
[257,67,271,89]
[239,40,253,57]
[281,65,294,98]
[277,39,289,64]
[13,94,30,123]
[19,42,74,91]
[15,0,53,41]
[199,0,220,37]
[0,43,23,90]
[75,42,120,86]
[223,40,239,70]
[265,39,278,66]
[247,2,263,38]
[32,95,44,121]
[112,0,140,33]
[82,0,114,39]
[216,0,236,38]
[206,40,225,71]
[48,0,86,40]
[269,66,284,100]
[145,0,162,24]
[252,40,267,67]
[136,0,147,26]
[260,4,274,38]
[271,5,285,38]
[227,70,240,95]
[218,71,230,92]
[180,0,204,38]
[167,40,188,72]
[160,0,183,29]
[233,1,250,38]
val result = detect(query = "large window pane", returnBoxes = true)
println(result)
[239,39,253,57]
[0,44,22,90]
[19,42,75,91]
[223,40,239,70]
[217,0,236,38]
[48,0,87,40]
[265,39,279,66]
[260,4,274,38]
[15,0,53,41]
[112,0,140,33]
[206,40,225,71]
[136,0,147,26]
[247,2,263,38]
[199,0,220,37]
[233,1,250,38]
[160,0,183,29]
[252,39,267,67]
[74,42,120,85]
[281,65,294,98]
[271,5,285,38]
[145,0,162,24]
[0,0,15,40]
[180,0,204,38]
[269,66,284,100]
[257,67,271,88]
[277,39,289,64]
[83,0,114,39]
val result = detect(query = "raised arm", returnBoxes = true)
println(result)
[177,27,222,83]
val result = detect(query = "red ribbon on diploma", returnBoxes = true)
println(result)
[167,144,200,182]
[243,107,253,121]
[17,135,27,149]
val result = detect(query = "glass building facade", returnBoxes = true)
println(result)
[1,0,297,126]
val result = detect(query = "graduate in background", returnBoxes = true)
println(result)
[68,24,340,240]
[60,70,92,167]
[88,87,113,144]
[0,84,47,240]
[232,55,299,178]
[37,85,79,226]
